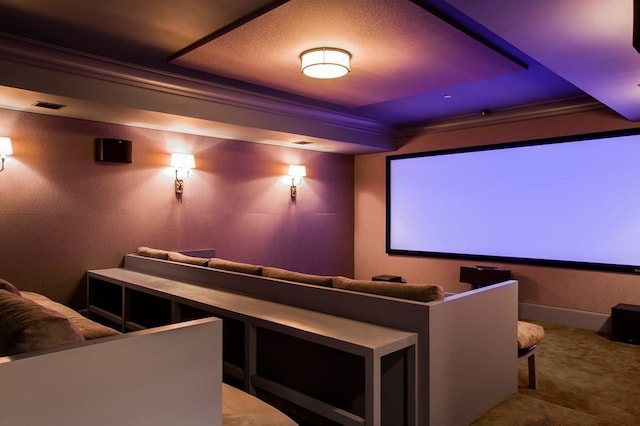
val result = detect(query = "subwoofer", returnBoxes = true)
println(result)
[459,266,511,289]
[611,303,640,345]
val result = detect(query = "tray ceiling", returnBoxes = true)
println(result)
[170,0,524,108]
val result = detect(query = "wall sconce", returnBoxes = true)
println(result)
[170,153,195,195]
[288,165,306,200]
[0,137,13,172]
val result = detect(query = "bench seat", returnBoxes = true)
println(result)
[517,321,545,389]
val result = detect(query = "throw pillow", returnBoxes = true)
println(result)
[0,291,84,357]
[21,291,121,340]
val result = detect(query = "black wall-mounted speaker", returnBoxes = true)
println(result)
[95,138,132,163]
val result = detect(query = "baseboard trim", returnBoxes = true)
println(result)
[519,302,610,333]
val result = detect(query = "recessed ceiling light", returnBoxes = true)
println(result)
[443,95,452,99]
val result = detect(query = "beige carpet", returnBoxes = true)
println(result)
[473,321,640,425]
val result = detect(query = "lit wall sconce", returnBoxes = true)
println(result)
[170,153,195,195]
[288,165,306,200]
[0,137,13,172]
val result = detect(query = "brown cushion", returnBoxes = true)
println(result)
[168,251,209,266]
[332,276,445,302]
[222,383,297,426]
[517,321,545,350]
[0,291,85,356]
[262,267,333,287]
[208,258,263,276]
[21,292,121,340]
[0,277,21,296]
[136,246,171,260]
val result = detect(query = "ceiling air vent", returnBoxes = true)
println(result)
[33,101,67,110]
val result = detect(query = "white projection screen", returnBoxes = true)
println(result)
[386,129,640,273]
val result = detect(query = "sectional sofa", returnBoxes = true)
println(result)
[0,277,296,425]
[140,246,446,303]
[116,246,519,425]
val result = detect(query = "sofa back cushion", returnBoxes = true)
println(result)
[168,251,209,266]
[332,277,444,303]
[136,246,171,260]
[208,258,263,276]
[0,291,85,357]
[21,291,121,341]
[262,267,333,287]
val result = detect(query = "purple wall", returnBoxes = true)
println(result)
[0,109,354,307]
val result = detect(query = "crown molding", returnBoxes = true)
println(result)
[395,96,606,138]
[0,33,393,153]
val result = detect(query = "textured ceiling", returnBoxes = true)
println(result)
[0,0,276,67]
[171,0,524,108]
[0,0,633,153]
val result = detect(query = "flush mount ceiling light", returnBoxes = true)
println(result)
[300,47,351,79]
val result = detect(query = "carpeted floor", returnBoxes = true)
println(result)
[472,321,640,425]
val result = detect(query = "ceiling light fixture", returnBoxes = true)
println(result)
[300,48,351,79]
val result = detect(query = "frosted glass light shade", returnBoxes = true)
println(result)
[300,48,351,79]
[288,165,306,177]
[170,153,195,169]
[0,137,13,155]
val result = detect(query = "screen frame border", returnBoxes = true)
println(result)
[385,127,640,274]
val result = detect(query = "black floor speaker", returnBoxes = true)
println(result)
[611,303,640,345]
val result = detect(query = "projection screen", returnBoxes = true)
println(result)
[386,129,640,273]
